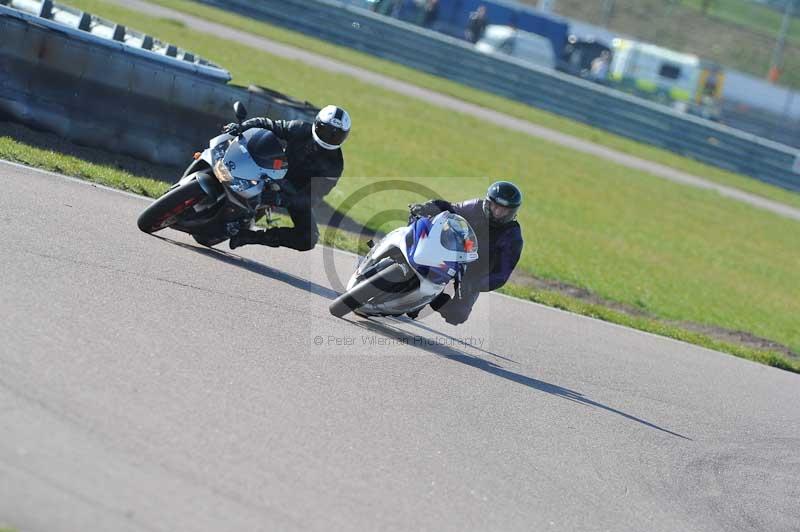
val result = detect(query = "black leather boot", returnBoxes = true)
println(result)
[406,308,421,320]
[430,292,452,311]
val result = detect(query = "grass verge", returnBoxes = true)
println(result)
[682,0,800,45]
[113,0,800,210]
[0,136,168,197]
[1,136,797,373]
[500,285,800,373]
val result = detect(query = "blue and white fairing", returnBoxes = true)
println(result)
[347,212,479,316]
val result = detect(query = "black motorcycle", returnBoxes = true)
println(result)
[137,101,291,246]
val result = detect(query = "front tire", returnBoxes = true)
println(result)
[137,179,206,234]
[329,263,411,318]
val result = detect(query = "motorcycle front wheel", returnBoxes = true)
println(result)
[329,263,412,318]
[137,179,206,234]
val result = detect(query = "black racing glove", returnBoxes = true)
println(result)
[409,203,440,218]
[222,122,243,136]
[223,118,270,136]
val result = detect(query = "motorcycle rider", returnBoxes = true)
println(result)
[222,105,351,251]
[408,181,524,325]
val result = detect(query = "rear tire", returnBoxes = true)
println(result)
[329,263,411,318]
[137,179,206,234]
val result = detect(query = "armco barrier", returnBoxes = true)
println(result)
[0,1,316,167]
[206,0,800,192]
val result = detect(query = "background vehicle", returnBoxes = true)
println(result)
[136,102,290,246]
[560,34,612,77]
[358,0,570,57]
[330,212,479,318]
[607,38,724,118]
[475,24,556,70]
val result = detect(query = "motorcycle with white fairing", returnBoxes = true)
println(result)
[329,211,479,318]
[136,101,290,246]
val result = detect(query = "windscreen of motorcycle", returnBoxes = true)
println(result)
[440,215,478,256]
[223,134,265,182]
[413,213,479,267]
[246,129,288,180]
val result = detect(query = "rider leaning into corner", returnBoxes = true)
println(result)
[222,105,351,251]
[408,181,524,325]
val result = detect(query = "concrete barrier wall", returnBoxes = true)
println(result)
[0,3,317,167]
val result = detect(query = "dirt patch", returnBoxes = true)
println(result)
[509,270,799,360]
[664,320,798,359]
[508,271,651,317]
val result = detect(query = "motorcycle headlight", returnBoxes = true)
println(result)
[211,139,229,163]
[213,159,233,183]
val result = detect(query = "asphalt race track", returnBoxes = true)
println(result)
[1,160,799,531]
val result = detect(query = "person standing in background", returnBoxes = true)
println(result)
[418,0,440,28]
[373,0,403,17]
[465,5,489,44]
[390,0,404,18]
[590,50,610,83]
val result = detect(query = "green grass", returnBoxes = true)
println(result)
[0,137,168,197]
[500,284,800,373]
[682,0,800,46]
[14,0,800,368]
[101,0,800,211]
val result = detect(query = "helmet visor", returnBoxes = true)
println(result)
[484,199,519,225]
[314,119,349,148]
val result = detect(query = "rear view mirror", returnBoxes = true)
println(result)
[233,101,248,123]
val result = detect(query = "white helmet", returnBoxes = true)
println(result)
[312,105,351,150]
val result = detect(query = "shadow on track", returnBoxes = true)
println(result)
[350,317,692,441]
[392,315,519,365]
[154,235,339,300]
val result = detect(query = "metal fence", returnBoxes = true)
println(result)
[0,1,316,167]
[204,0,800,192]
